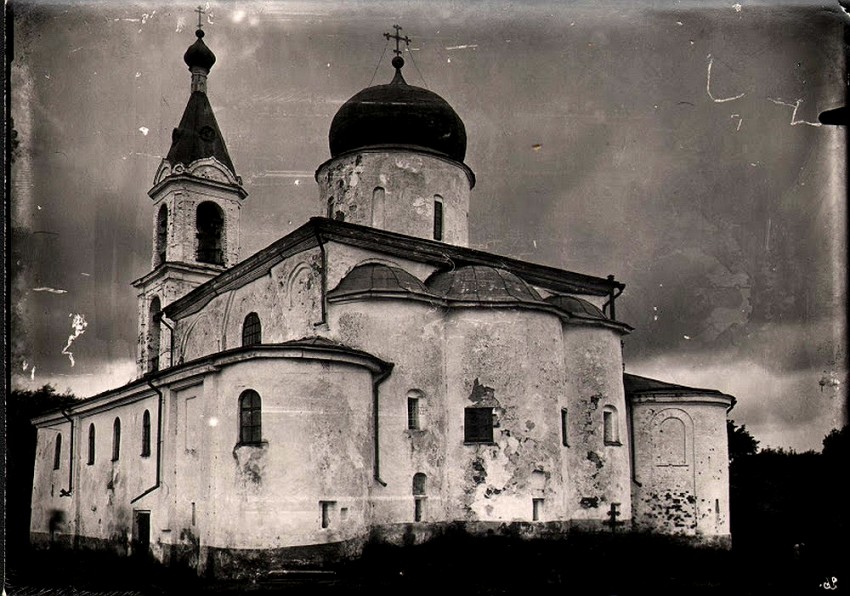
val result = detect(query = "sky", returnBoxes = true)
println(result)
[9,0,848,451]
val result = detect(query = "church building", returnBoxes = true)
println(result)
[30,24,736,577]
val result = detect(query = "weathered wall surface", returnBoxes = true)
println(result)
[324,243,438,293]
[328,298,447,526]
[316,151,471,246]
[561,325,631,526]
[443,308,567,523]
[177,247,323,363]
[201,358,375,551]
[31,395,160,553]
[631,397,731,540]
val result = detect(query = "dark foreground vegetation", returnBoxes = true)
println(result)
[4,388,847,595]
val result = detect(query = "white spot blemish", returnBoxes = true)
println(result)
[327,63,331,68]
[37,205,42,210]
[732,3,742,12]
[731,113,743,131]
[208,417,219,427]
[62,313,88,367]
[676,21,683,26]
[706,55,745,103]
[31,366,36,380]
[138,126,150,136]
[767,97,822,127]
[81,272,91,276]
[22,361,28,371]
[176,16,186,33]
[135,72,142,78]
[445,44,478,51]
[683,335,691,340]
[447,58,451,63]
[294,179,300,186]
[33,287,68,294]
[533,240,537,249]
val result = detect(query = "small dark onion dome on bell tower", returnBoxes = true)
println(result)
[328,50,468,163]
[184,28,217,72]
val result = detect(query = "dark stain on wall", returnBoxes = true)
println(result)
[580,496,600,509]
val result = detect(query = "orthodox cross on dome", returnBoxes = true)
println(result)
[195,5,205,30]
[384,25,411,57]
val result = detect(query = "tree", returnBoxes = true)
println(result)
[822,425,847,460]
[727,419,759,463]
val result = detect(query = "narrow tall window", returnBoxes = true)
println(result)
[239,390,262,445]
[372,187,385,227]
[413,473,427,522]
[112,418,121,462]
[148,296,161,373]
[533,498,544,521]
[464,407,494,443]
[327,196,334,218]
[196,201,224,265]
[242,312,262,346]
[407,396,420,430]
[87,423,96,465]
[603,405,620,445]
[155,204,168,265]
[141,410,151,457]
[561,408,569,446]
[53,434,62,470]
[320,501,335,529]
[433,196,444,241]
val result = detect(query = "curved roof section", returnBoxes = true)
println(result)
[545,294,608,321]
[624,373,736,408]
[329,64,467,163]
[328,263,435,301]
[184,29,216,71]
[426,265,545,304]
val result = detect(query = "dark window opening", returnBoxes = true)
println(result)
[239,390,262,445]
[561,408,569,446]
[196,201,224,265]
[433,197,444,241]
[464,407,494,443]
[603,406,620,445]
[413,473,427,522]
[407,397,420,430]
[87,423,95,465]
[327,196,334,218]
[242,312,262,346]
[320,501,336,529]
[148,297,161,373]
[141,410,151,457]
[112,418,121,462]
[155,204,168,265]
[533,498,544,521]
[53,434,62,470]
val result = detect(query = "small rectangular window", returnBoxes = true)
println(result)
[191,502,196,526]
[464,407,494,443]
[433,199,443,241]
[320,501,336,529]
[414,497,426,522]
[407,397,420,430]
[561,408,569,446]
[533,498,544,522]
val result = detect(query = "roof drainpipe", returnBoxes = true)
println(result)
[312,226,328,326]
[157,314,176,369]
[59,409,75,497]
[131,378,164,504]
[372,365,394,487]
[626,396,642,487]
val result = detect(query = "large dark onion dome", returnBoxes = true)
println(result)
[329,56,467,162]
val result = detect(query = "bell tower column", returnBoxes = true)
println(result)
[132,22,247,377]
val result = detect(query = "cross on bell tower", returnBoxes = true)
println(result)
[195,5,205,30]
[383,25,411,57]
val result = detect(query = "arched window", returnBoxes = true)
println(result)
[242,312,262,346]
[148,296,161,372]
[53,434,62,470]
[372,187,385,227]
[658,417,687,466]
[87,423,96,465]
[112,418,121,462]
[155,204,168,265]
[413,473,427,522]
[433,195,444,241]
[141,410,151,457]
[603,405,620,445]
[196,201,224,265]
[239,390,262,445]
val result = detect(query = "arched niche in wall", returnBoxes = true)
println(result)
[196,201,225,265]
[651,408,694,468]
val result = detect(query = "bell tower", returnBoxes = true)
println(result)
[132,16,247,376]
